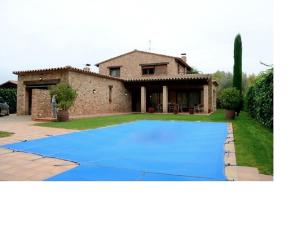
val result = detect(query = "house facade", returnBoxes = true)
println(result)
[14,50,217,120]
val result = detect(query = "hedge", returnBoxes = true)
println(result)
[0,88,17,113]
[245,68,273,129]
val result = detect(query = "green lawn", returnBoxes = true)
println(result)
[36,110,273,175]
[0,131,13,138]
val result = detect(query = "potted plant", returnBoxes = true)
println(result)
[148,107,155,113]
[189,108,194,114]
[219,87,241,120]
[49,83,77,121]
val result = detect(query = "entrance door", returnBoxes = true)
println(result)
[28,89,32,115]
[131,88,141,112]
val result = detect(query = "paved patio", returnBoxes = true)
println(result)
[0,114,78,180]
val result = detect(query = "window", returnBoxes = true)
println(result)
[109,85,113,103]
[142,66,155,75]
[109,67,120,77]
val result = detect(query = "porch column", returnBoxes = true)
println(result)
[203,85,209,113]
[141,86,146,113]
[163,85,168,113]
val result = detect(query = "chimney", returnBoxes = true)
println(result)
[83,64,91,71]
[181,53,187,62]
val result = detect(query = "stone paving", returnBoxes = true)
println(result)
[224,123,273,181]
[0,114,78,180]
[0,148,77,180]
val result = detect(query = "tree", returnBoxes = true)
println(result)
[232,34,243,116]
[247,74,257,87]
[212,71,233,93]
[233,34,243,93]
[188,67,199,74]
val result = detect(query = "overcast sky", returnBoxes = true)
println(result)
[0,0,272,83]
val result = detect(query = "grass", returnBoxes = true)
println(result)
[36,110,273,175]
[0,131,13,138]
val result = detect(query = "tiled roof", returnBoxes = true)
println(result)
[12,66,218,85]
[124,74,212,82]
[13,66,122,81]
[0,80,17,87]
[0,80,17,85]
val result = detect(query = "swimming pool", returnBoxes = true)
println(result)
[3,120,228,181]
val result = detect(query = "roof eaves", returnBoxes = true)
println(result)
[13,66,123,82]
[124,74,211,82]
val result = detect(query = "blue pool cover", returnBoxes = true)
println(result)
[3,120,228,181]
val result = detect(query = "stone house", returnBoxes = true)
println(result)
[14,50,217,119]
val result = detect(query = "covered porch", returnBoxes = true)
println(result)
[125,74,217,114]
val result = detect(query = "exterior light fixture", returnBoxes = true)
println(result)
[92,89,96,94]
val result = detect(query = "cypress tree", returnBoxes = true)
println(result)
[233,34,242,93]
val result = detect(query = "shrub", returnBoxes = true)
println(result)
[0,88,17,113]
[219,87,241,110]
[49,83,77,110]
[245,68,273,129]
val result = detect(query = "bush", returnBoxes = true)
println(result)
[245,68,273,129]
[219,87,241,110]
[0,88,17,113]
[49,83,77,110]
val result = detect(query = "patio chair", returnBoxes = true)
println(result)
[168,103,175,113]
[157,103,162,112]
[177,104,183,112]
[194,104,204,113]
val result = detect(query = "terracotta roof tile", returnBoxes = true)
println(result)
[124,74,211,82]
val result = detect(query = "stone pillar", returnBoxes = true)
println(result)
[141,86,146,113]
[212,86,216,112]
[201,89,204,105]
[203,85,209,113]
[163,85,168,113]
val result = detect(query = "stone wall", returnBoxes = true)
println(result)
[178,63,186,74]
[17,71,68,115]
[67,71,131,116]
[16,69,132,118]
[98,51,187,79]
[31,89,52,120]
